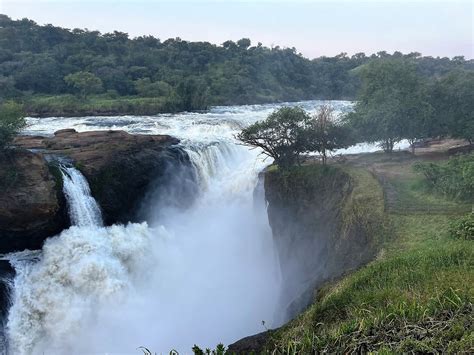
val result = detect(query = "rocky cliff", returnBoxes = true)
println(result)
[0,149,68,253]
[264,165,385,320]
[0,129,196,253]
[229,164,386,353]
[14,129,197,225]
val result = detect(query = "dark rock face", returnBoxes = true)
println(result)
[14,129,197,225]
[229,166,384,354]
[264,166,381,321]
[227,331,271,354]
[0,150,68,253]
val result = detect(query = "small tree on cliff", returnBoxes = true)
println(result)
[0,101,26,150]
[237,106,311,168]
[306,105,353,164]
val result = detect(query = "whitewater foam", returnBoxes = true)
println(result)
[6,223,156,355]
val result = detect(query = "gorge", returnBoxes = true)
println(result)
[0,100,389,354]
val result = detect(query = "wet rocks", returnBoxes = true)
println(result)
[0,149,68,253]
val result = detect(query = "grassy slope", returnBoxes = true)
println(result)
[266,156,473,354]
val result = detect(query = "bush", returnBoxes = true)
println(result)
[449,213,474,240]
[413,153,474,202]
[0,100,26,149]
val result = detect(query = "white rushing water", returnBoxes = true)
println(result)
[6,100,409,355]
[60,165,103,227]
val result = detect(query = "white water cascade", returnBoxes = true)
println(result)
[4,100,405,355]
[60,165,103,226]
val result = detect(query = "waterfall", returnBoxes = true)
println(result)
[6,100,359,354]
[60,165,103,227]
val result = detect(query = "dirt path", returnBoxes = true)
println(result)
[342,140,472,215]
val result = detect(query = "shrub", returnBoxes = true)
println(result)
[0,100,26,149]
[413,153,474,202]
[449,213,474,240]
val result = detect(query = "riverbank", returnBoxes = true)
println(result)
[231,146,473,353]
[16,94,336,118]
[21,95,177,117]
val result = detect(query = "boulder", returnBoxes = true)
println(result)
[0,149,68,253]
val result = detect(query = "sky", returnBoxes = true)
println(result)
[1,0,472,59]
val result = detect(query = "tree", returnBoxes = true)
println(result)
[237,106,311,168]
[346,59,431,153]
[172,78,209,111]
[64,71,103,99]
[307,105,353,164]
[134,78,171,97]
[0,101,26,149]
[237,38,251,50]
[429,70,474,145]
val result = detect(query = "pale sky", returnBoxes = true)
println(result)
[1,0,472,59]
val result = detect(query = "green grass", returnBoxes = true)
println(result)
[266,160,474,354]
[389,175,470,214]
[22,94,171,117]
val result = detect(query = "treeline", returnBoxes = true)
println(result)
[0,15,473,114]
[238,58,473,167]
[346,59,474,150]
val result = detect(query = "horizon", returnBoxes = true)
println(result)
[1,0,472,60]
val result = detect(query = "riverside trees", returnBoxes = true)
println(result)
[237,105,351,168]
[1,15,471,109]
[429,70,474,145]
[346,59,474,152]
[345,59,432,153]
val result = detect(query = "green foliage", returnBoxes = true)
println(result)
[413,153,474,202]
[134,78,171,97]
[429,70,474,143]
[64,71,103,99]
[346,59,432,152]
[305,104,354,164]
[171,78,209,111]
[238,106,353,168]
[449,213,474,240]
[0,15,472,112]
[192,343,226,355]
[237,106,311,168]
[0,100,26,149]
[24,95,171,116]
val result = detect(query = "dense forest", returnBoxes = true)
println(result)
[0,15,473,115]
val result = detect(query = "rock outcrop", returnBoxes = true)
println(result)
[229,165,385,353]
[14,129,197,225]
[264,165,385,320]
[0,149,68,253]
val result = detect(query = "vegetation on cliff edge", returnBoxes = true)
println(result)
[263,155,473,354]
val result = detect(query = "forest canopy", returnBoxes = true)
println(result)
[0,14,473,115]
